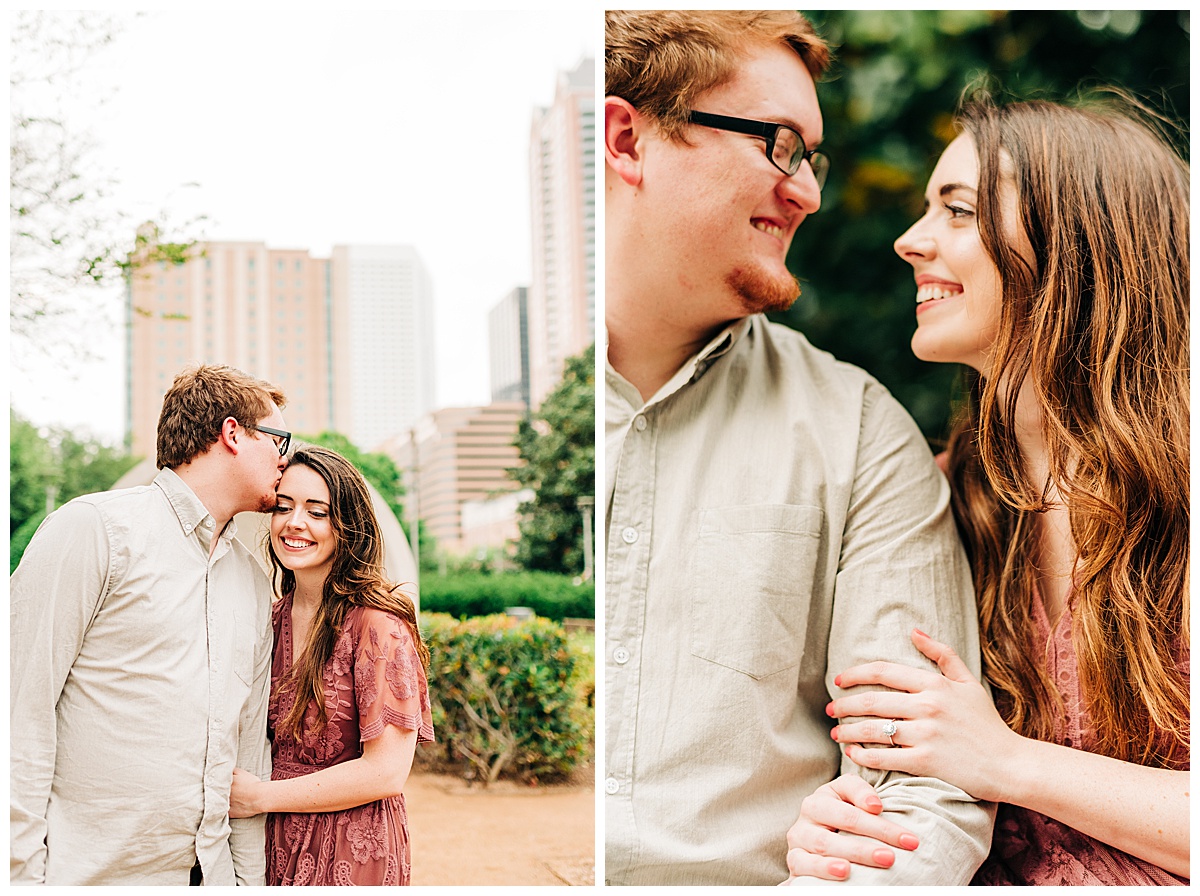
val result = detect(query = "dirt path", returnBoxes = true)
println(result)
[406,771,596,886]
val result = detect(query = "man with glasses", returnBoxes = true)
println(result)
[604,10,993,885]
[11,365,290,885]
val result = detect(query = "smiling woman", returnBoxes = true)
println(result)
[787,89,1190,887]
[229,444,435,886]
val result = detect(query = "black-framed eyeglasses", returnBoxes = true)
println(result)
[251,423,292,457]
[688,110,830,189]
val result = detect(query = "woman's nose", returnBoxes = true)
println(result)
[894,219,933,263]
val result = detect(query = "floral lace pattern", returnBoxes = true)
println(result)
[265,595,433,886]
[972,588,1188,886]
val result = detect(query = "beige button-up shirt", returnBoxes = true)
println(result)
[10,468,273,885]
[605,315,995,885]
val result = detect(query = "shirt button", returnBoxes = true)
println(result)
[613,646,630,664]
[633,415,647,432]
[621,527,638,544]
[604,777,620,795]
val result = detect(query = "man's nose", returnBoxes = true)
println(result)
[778,162,822,215]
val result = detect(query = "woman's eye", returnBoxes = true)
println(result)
[309,511,327,519]
[945,204,974,219]
[272,505,291,514]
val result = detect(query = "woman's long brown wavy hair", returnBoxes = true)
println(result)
[944,89,1189,769]
[268,445,430,743]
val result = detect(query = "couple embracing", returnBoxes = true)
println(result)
[12,364,433,885]
[603,10,1188,886]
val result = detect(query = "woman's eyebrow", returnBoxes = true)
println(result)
[939,182,978,198]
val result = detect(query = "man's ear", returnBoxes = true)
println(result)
[605,96,646,187]
[218,416,240,454]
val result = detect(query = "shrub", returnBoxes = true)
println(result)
[418,612,592,784]
[419,571,594,621]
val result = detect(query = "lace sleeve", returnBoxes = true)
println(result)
[353,608,435,745]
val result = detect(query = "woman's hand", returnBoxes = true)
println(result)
[229,766,264,818]
[782,774,919,883]
[829,628,1022,802]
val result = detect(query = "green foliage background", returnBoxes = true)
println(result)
[511,344,596,575]
[10,411,140,571]
[778,10,1190,440]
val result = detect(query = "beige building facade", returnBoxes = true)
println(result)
[384,402,527,557]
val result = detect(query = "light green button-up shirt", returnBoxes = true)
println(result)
[10,467,274,885]
[604,315,995,885]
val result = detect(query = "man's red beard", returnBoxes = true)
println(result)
[727,264,801,315]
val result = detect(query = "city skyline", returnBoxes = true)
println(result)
[126,240,437,456]
[10,10,597,447]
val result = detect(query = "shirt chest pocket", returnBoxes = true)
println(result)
[688,504,825,680]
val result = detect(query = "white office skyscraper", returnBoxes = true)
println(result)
[331,244,435,450]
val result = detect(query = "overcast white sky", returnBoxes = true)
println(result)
[10,9,598,445]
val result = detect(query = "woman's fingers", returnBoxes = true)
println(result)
[784,850,854,882]
[827,691,912,722]
[784,774,920,883]
[824,771,884,813]
[911,628,976,683]
[835,660,935,692]
[833,718,917,748]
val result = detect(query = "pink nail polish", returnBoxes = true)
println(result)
[831,861,849,878]
[873,849,894,867]
[913,628,929,638]
[834,674,842,687]
[899,834,920,850]
[830,727,839,742]
[825,702,835,717]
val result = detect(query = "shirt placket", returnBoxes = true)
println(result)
[196,520,227,876]
[605,400,658,880]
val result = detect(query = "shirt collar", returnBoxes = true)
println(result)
[153,467,237,542]
[605,316,757,411]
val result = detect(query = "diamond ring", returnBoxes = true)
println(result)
[882,719,898,746]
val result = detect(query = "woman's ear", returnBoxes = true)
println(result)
[605,96,646,187]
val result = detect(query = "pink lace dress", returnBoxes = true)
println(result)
[972,588,1188,886]
[265,596,434,885]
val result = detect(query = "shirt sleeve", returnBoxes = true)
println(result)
[821,384,996,885]
[353,609,434,745]
[10,502,111,884]
[227,574,272,886]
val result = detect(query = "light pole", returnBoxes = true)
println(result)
[578,495,594,581]
[407,427,420,586]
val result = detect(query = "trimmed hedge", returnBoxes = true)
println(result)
[418,612,592,783]
[419,571,594,621]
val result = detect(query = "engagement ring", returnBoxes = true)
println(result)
[882,719,898,746]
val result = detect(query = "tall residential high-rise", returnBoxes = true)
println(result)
[126,240,434,457]
[527,57,595,407]
[488,285,530,410]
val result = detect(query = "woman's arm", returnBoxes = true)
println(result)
[831,629,1190,878]
[230,724,418,817]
